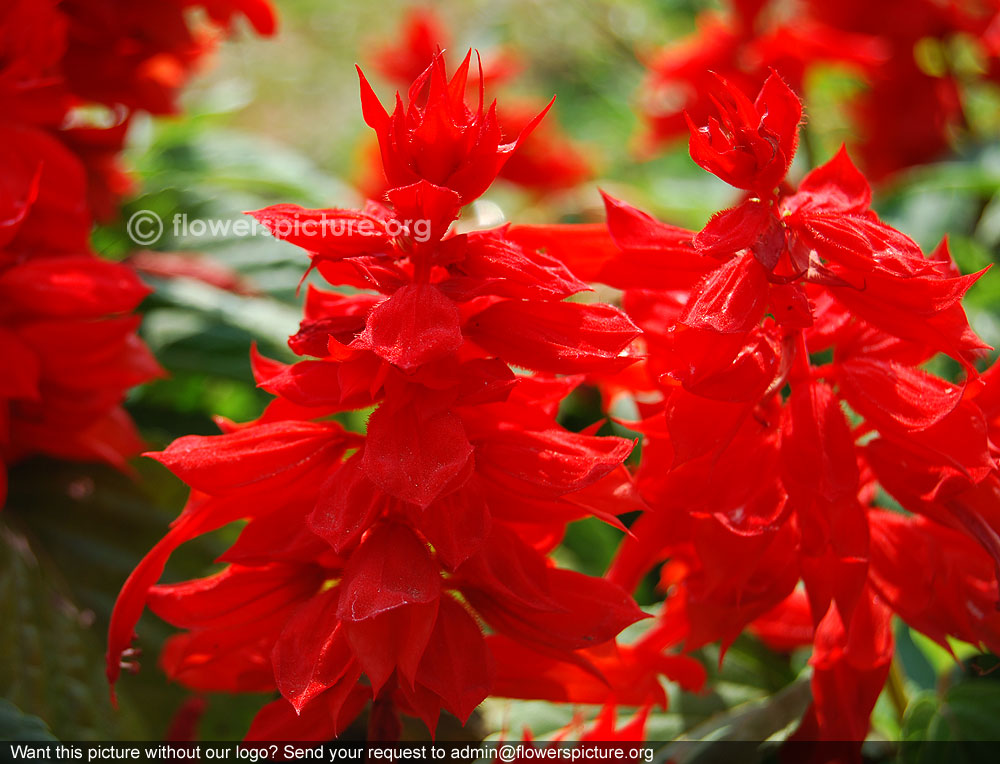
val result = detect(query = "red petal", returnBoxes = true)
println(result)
[337,523,441,622]
[344,603,438,694]
[447,229,590,300]
[0,328,40,400]
[308,453,385,553]
[506,222,617,284]
[272,587,355,712]
[246,204,391,260]
[410,477,491,570]
[681,253,769,334]
[836,358,963,431]
[0,256,150,318]
[455,526,561,612]
[362,392,472,507]
[245,683,368,741]
[147,421,349,496]
[148,563,318,631]
[780,380,859,506]
[416,596,493,723]
[360,284,463,370]
[465,567,646,652]
[694,199,772,259]
[467,299,638,374]
[791,145,871,215]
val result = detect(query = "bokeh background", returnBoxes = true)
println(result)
[4,0,1000,750]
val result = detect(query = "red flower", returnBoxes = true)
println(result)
[685,70,800,193]
[531,75,1000,750]
[803,0,998,180]
[681,77,988,372]
[359,53,551,204]
[364,11,591,198]
[0,0,71,127]
[790,582,893,754]
[639,0,1000,179]
[107,58,660,740]
[373,7,448,86]
[0,123,160,506]
[371,8,519,90]
[637,0,882,156]
[59,0,277,116]
[0,0,281,501]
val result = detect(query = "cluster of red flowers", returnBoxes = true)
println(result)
[639,0,1000,179]
[107,54,708,738]
[0,0,275,506]
[360,8,593,199]
[102,8,1000,755]
[515,71,999,751]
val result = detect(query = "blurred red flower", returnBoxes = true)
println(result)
[0,0,275,502]
[638,0,1000,179]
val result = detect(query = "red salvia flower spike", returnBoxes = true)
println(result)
[561,71,1000,752]
[685,69,801,194]
[108,48,648,738]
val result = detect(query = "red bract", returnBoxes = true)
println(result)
[686,70,800,193]
[359,53,550,204]
[107,58,670,740]
[533,76,1000,750]
[362,10,591,198]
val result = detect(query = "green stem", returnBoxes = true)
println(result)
[887,657,910,723]
[799,120,819,172]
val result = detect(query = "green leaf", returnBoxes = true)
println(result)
[895,625,938,692]
[0,525,134,739]
[0,699,57,741]
[146,278,301,351]
[3,459,232,739]
[658,678,813,762]
[901,680,1000,764]
[133,127,355,208]
[558,517,623,578]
